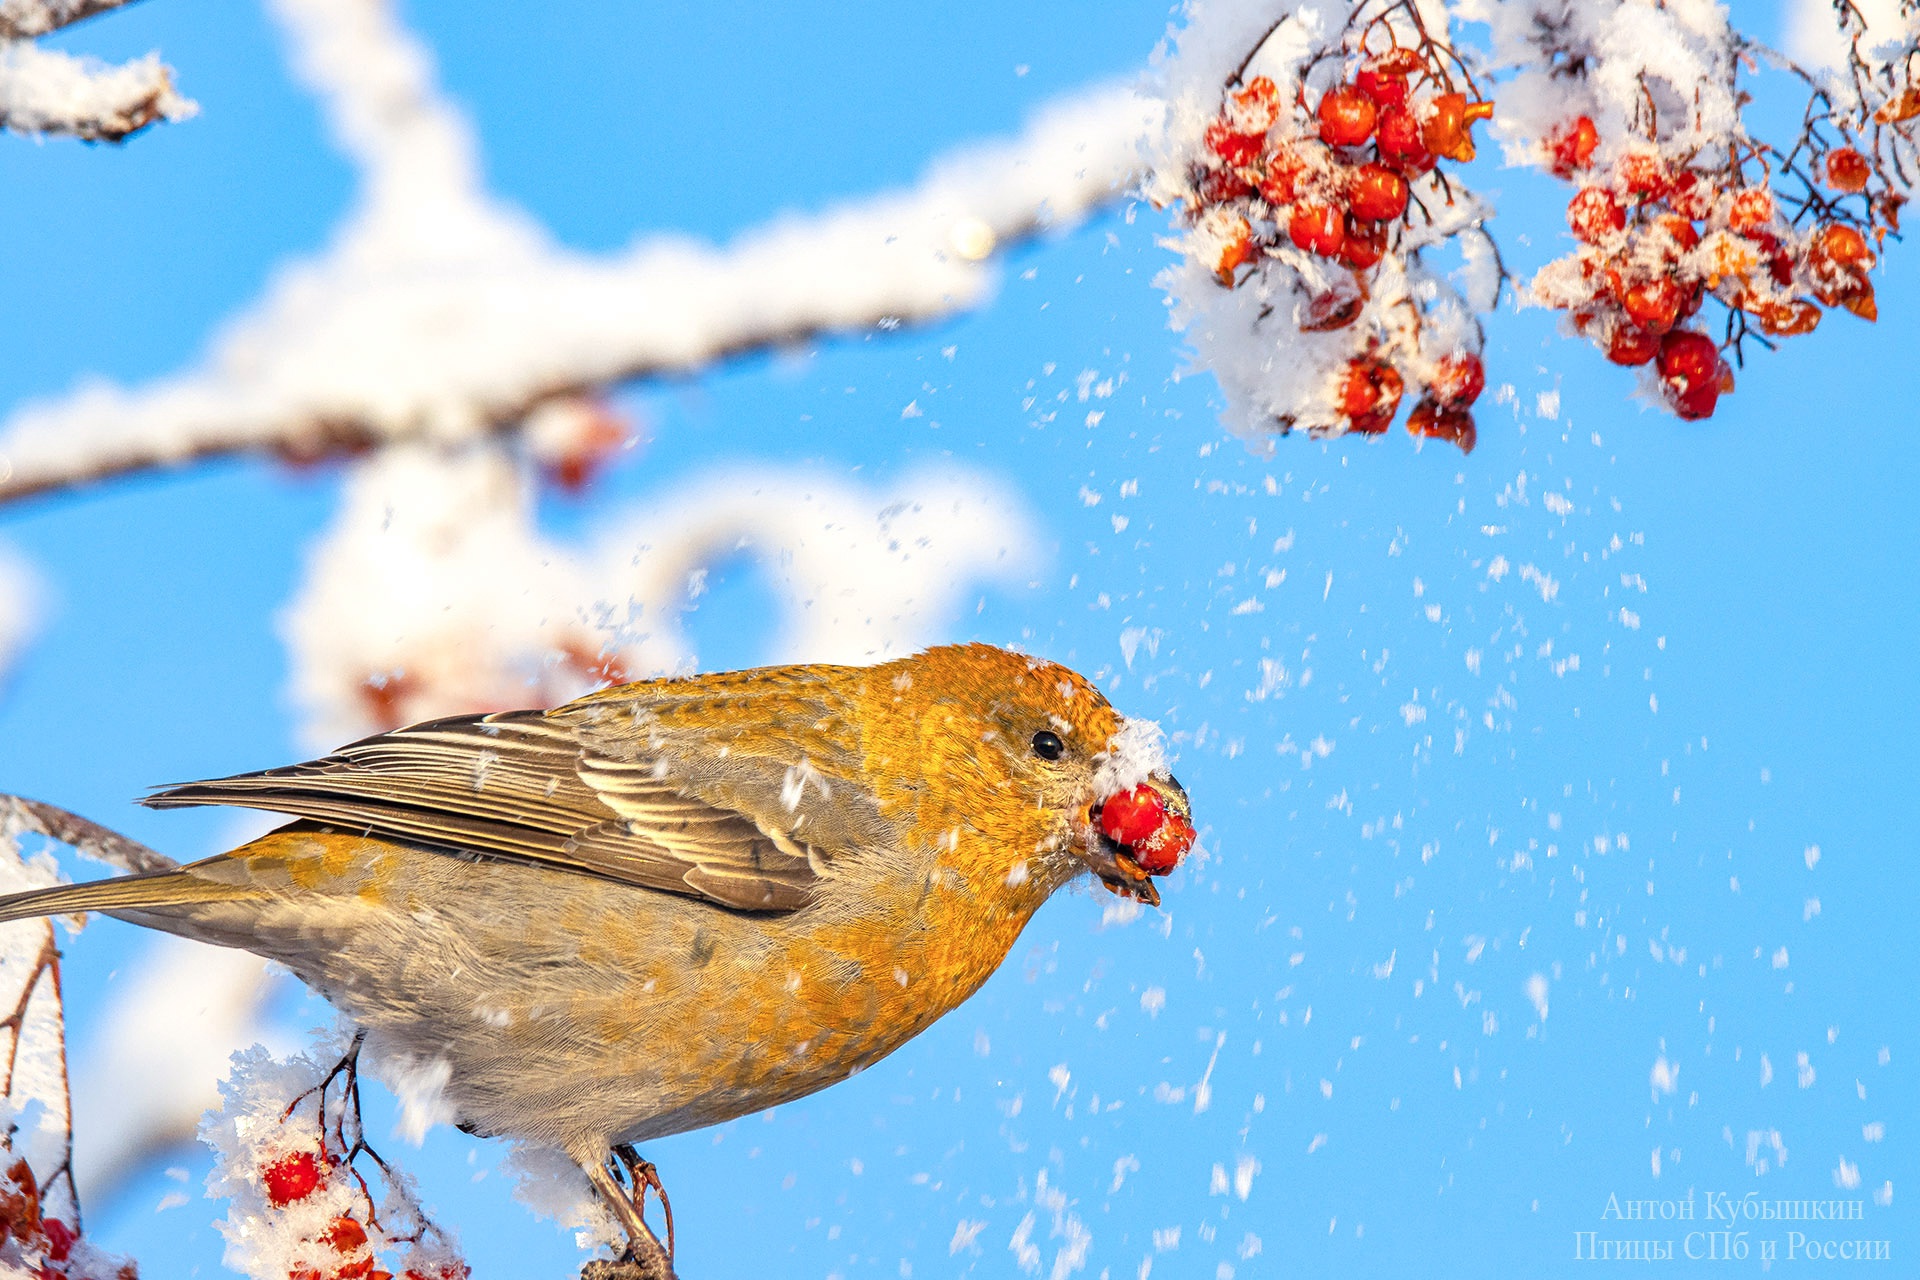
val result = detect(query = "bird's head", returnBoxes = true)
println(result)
[865,644,1195,907]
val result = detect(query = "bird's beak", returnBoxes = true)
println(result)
[1081,773,1195,909]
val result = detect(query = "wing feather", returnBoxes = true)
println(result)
[143,707,832,913]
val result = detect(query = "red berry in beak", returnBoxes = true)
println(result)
[1098,785,1195,876]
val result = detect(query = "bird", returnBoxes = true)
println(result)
[0,643,1193,1275]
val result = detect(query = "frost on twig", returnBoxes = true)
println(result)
[0,0,1154,503]
[0,817,141,1277]
[0,0,194,142]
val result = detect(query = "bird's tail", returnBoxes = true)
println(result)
[0,870,230,924]
[0,794,244,925]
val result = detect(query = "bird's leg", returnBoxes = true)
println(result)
[581,1156,675,1279]
[612,1143,675,1259]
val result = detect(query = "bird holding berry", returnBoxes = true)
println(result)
[0,643,1194,1277]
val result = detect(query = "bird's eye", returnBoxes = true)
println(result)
[1031,730,1065,761]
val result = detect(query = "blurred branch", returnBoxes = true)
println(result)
[0,0,1160,504]
[0,0,139,39]
[0,40,190,140]
[0,796,178,875]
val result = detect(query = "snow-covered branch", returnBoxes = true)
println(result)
[0,0,1156,504]
[0,0,191,142]
[284,445,1041,748]
[0,0,138,40]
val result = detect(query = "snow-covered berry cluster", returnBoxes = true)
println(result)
[0,1155,135,1280]
[1155,0,1920,448]
[1530,122,1880,419]
[203,1046,468,1280]
[1154,5,1500,453]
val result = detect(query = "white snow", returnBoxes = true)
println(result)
[0,0,1154,500]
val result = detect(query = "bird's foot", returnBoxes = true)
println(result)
[612,1143,675,1259]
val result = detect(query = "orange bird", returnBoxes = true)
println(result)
[0,643,1193,1273]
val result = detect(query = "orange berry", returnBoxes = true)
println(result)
[1815,223,1872,269]
[1289,203,1346,256]
[1227,76,1281,133]
[1824,146,1870,193]
[1548,116,1599,177]
[1622,277,1683,334]
[1348,163,1409,222]
[1657,330,1721,418]
[1422,92,1492,162]
[1656,213,1700,252]
[1318,85,1378,147]
[1212,214,1257,286]
[1754,300,1821,336]
[1727,187,1774,233]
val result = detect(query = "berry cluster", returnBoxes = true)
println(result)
[258,1142,468,1280]
[1180,39,1495,451]
[0,1156,132,1280]
[1532,119,1882,420]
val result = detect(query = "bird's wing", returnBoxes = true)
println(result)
[141,698,880,913]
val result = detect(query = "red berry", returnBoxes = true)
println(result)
[1289,203,1346,256]
[1622,277,1683,334]
[1375,108,1435,174]
[1617,149,1669,200]
[1099,786,1193,873]
[1318,85,1378,147]
[1338,357,1405,434]
[1203,120,1265,168]
[1606,323,1662,366]
[1429,353,1485,408]
[1567,187,1625,242]
[1824,146,1870,193]
[263,1151,325,1207]
[42,1218,73,1263]
[1354,64,1409,111]
[1348,163,1409,222]
[1193,167,1254,206]
[1656,330,1721,418]
[1666,171,1713,220]
[1407,400,1477,454]
[1256,148,1304,204]
[1727,187,1774,233]
[1226,76,1281,133]
[1548,116,1599,177]
[1338,217,1388,269]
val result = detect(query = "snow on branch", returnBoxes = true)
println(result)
[0,0,138,40]
[0,0,1156,504]
[0,0,192,142]
[0,818,141,1277]
[284,444,1041,749]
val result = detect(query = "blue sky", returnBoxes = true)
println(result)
[1,0,1913,1276]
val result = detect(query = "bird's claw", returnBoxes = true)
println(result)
[613,1144,675,1260]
